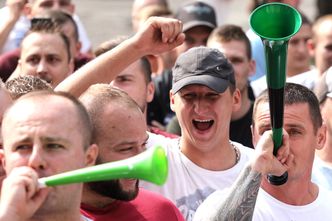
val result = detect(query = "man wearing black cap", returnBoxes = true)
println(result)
[147,1,217,128]
[174,1,217,57]
[142,47,254,221]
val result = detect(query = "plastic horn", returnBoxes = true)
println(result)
[38,145,168,188]
[250,3,301,185]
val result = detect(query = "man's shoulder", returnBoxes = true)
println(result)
[136,188,174,203]
[147,132,178,148]
[133,188,185,220]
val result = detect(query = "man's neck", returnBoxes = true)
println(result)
[261,178,319,205]
[179,137,238,171]
[81,186,116,209]
[286,66,310,78]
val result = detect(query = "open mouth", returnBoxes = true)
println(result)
[192,119,214,131]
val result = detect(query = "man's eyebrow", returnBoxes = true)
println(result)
[14,136,32,144]
[284,123,305,130]
[40,136,70,145]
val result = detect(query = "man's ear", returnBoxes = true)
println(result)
[68,58,75,75]
[146,81,155,103]
[67,4,75,14]
[248,59,256,77]
[75,41,82,55]
[0,148,6,171]
[232,88,241,112]
[85,144,99,166]
[23,2,33,18]
[316,123,327,150]
[307,38,316,58]
[170,90,175,111]
[250,124,258,147]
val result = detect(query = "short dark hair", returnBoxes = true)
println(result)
[208,24,252,59]
[25,17,71,61]
[252,83,323,133]
[4,90,92,149]
[79,84,142,144]
[5,76,52,100]
[40,10,79,42]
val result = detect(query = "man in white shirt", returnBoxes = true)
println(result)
[194,83,332,221]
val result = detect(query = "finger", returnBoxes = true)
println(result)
[167,22,176,43]
[161,23,170,43]
[256,130,274,152]
[31,187,50,204]
[277,132,290,162]
[174,33,185,46]
[24,170,39,199]
[169,20,182,43]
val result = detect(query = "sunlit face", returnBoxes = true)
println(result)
[252,102,325,182]
[19,32,72,87]
[88,102,148,200]
[1,96,89,216]
[110,60,154,114]
[28,0,75,17]
[208,40,254,93]
[287,24,312,76]
[313,20,332,74]
[170,84,240,155]
[175,26,212,57]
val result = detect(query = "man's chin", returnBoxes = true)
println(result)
[88,179,139,201]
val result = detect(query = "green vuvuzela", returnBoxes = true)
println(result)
[38,145,168,188]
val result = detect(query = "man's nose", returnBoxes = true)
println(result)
[28,145,47,171]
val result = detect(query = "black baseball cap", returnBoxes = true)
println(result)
[172,47,235,93]
[175,1,217,32]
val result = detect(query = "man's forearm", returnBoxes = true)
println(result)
[210,164,262,221]
[55,37,144,97]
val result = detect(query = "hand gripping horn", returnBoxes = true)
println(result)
[250,3,302,185]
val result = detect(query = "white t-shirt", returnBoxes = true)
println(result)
[253,187,332,221]
[312,156,332,191]
[194,185,332,221]
[0,6,92,54]
[286,68,318,90]
[141,133,254,221]
[250,67,317,98]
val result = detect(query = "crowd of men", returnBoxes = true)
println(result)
[1,0,332,221]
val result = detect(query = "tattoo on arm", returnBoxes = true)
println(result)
[211,165,262,221]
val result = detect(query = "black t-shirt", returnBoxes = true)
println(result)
[230,103,254,148]
[147,69,174,126]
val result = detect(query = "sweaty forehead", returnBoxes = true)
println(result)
[21,33,66,53]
